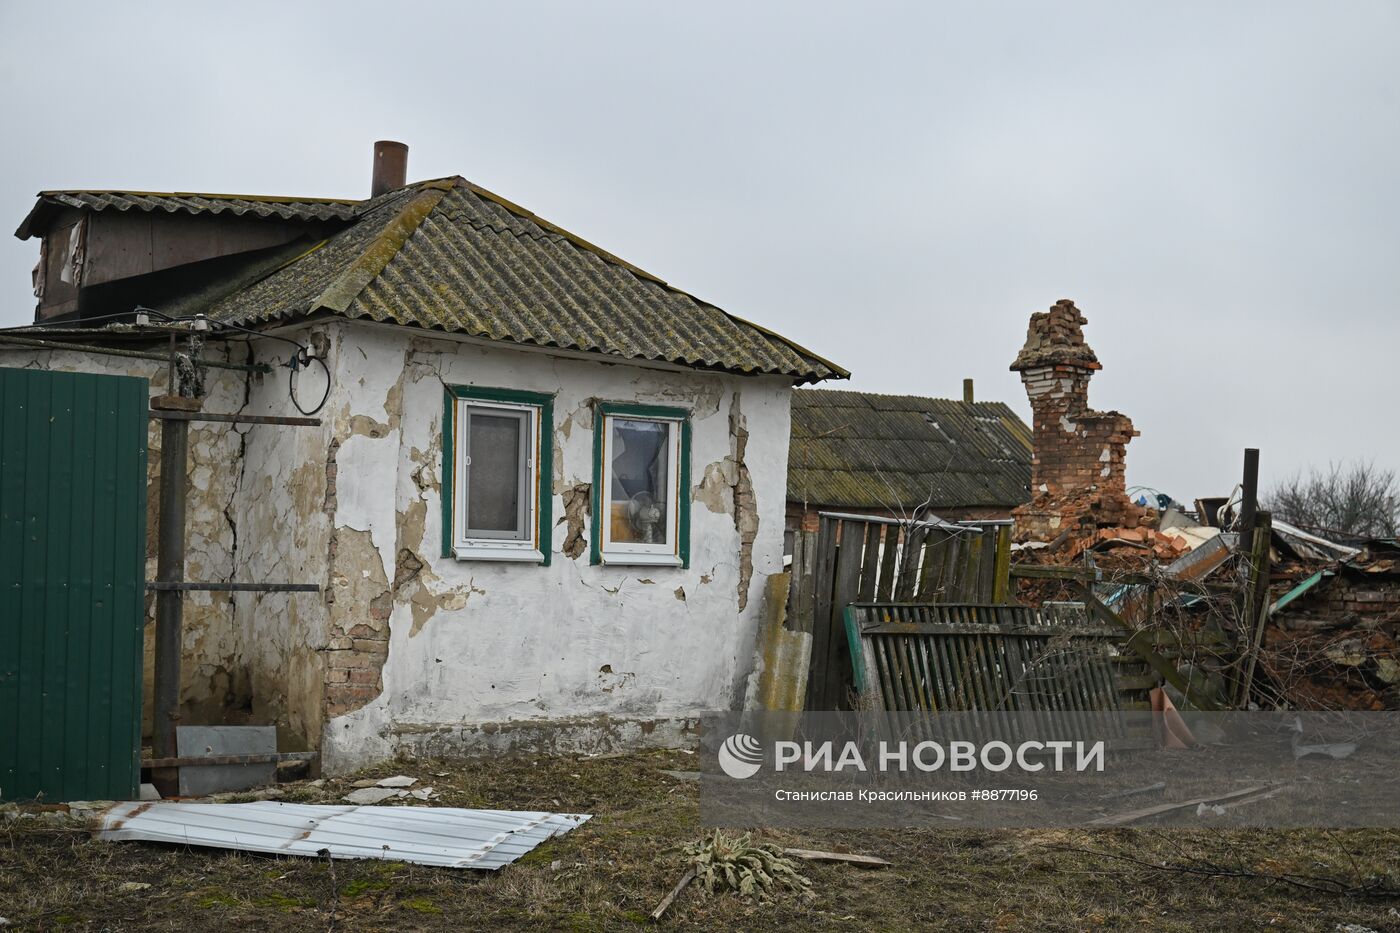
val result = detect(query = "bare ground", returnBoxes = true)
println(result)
[1,749,1398,932]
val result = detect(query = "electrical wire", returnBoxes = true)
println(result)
[289,352,331,416]
[3,305,332,416]
[0,307,176,332]
[197,314,331,415]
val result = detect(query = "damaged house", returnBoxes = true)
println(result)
[785,385,1032,540]
[0,142,846,787]
[1003,300,1400,714]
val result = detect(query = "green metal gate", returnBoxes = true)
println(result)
[0,366,148,802]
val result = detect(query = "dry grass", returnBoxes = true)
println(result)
[1,749,1398,931]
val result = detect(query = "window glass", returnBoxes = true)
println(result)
[609,418,669,545]
[467,411,522,534]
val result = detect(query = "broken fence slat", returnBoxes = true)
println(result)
[650,867,698,922]
[1196,785,1286,816]
[1087,784,1275,827]
[782,848,890,868]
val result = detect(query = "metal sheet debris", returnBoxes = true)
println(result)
[176,726,276,797]
[98,802,590,870]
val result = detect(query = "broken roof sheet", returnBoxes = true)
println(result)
[98,801,589,870]
[200,177,844,383]
[15,190,360,237]
[788,388,1032,509]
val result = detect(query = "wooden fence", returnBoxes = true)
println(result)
[787,513,1013,710]
[844,602,1124,712]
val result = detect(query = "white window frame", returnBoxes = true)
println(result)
[451,398,544,562]
[598,413,684,567]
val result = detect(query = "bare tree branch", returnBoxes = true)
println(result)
[1264,461,1399,538]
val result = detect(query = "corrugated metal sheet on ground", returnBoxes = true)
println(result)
[99,801,590,870]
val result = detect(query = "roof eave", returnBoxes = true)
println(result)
[14,198,50,240]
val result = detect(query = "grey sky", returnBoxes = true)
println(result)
[2,1,1396,502]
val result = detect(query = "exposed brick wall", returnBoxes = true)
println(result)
[1268,572,1400,709]
[1314,576,1400,619]
[1010,300,1147,542]
[319,437,392,720]
[322,556,392,719]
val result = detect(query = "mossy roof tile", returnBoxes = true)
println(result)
[788,388,1032,510]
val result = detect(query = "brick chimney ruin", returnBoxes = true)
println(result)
[1010,299,1146,542]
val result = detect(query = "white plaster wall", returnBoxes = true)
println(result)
[227,328,338,747]
[319,322,794,771]
[0,322,800,770]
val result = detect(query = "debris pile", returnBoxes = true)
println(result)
[1005,300,1400,712]
[342,774,439,804]
[1260,539,1400,710]
[1015,493,1400,710]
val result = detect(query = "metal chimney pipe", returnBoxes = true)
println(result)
[963,378,974,404]
[371,141,408,197]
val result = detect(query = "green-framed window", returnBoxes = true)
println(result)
[442,385,554,564]
[590,402,691,568]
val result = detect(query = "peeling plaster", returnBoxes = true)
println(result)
[559,482,591,560]
[729,393,759,611]
[694,459,738,514]
[597,665,636,693]
[0,340,332,748]
[689,394,760,609]
[231,321,796,771]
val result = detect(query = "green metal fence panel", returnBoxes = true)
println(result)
[0,366,148,802]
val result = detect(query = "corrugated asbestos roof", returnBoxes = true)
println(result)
[99,801,590,870]
[203,177,844,383]
[788,389,1033,510]
[15,190,360,237]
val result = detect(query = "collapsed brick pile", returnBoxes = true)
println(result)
[1009,300,1152,543]
[1262,554,1400,710]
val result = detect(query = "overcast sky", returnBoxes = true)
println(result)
[1,1,1396,501]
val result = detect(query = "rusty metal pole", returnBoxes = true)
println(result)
[151,396,196,792]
